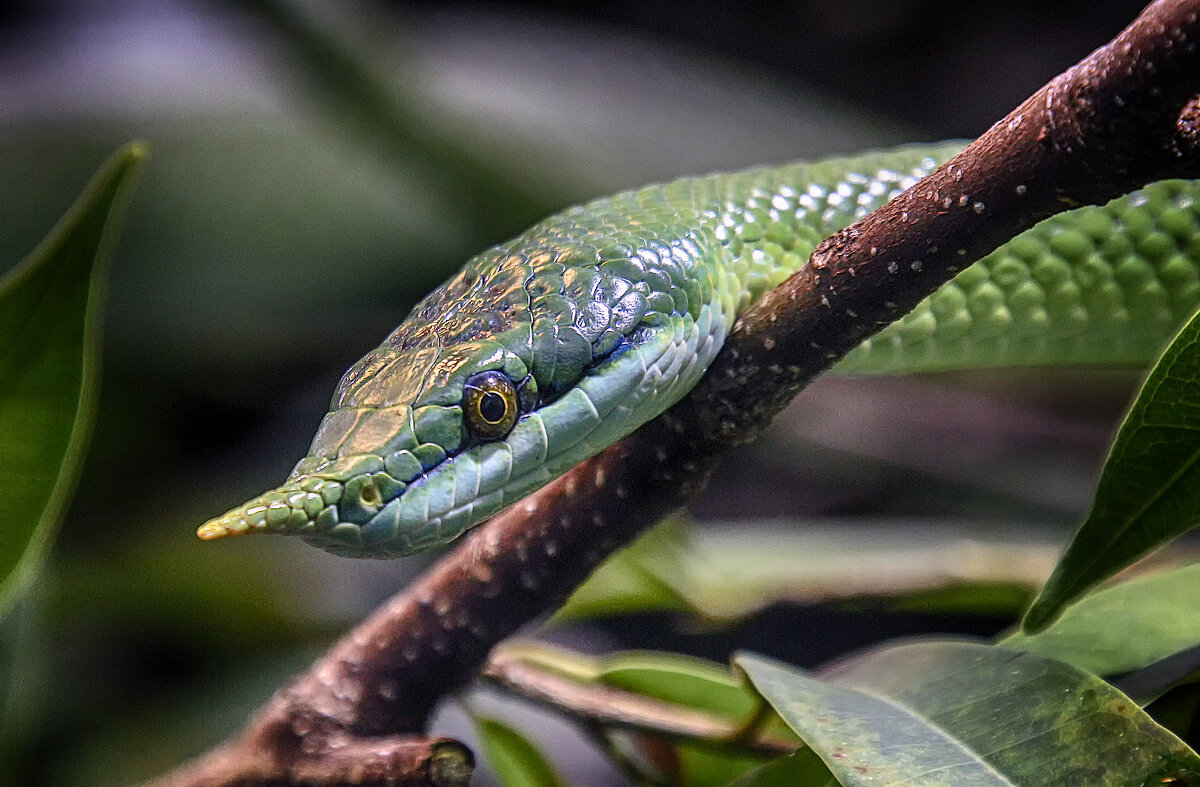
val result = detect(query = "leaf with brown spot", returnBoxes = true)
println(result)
[737,641,1200,786]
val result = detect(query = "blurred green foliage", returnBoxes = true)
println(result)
[0,143,144,616]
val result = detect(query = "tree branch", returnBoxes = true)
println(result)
[152,1,1200,783]
[152,735,473,787]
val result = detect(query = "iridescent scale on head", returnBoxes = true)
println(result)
[197,146,955,556]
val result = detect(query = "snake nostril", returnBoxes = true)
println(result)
[337,474,386,523]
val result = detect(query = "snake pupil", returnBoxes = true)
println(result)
[479,391,507,423]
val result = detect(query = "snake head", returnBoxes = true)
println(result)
[197,226,708,557]
[197,331,543,556]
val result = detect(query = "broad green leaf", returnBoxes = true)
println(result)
[0,143,145,616]
[1004,561,1200,677]
[737,642,1200,786]
[471,715,565,787]
[1025,309,1200,633]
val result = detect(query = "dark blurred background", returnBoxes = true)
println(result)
[0,1,1159,784]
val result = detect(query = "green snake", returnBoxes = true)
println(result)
[197,142,1200,557]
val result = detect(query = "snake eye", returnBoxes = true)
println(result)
[462,370,519,440]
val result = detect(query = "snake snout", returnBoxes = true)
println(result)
[196,475,345,541]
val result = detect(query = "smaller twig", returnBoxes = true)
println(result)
[481,643,797,755]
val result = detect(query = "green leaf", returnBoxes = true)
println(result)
[1025,309,1200,633]
[597,651,764,724]
[669,743,777,787]
[728,749,839,787]
[1004,561,1200,678]
[597,651,799,785]
[487,642,797,785]
[471,715,565,787]
[737,641,1200,786]
[0,143,145,616]
[554,516,694,623]
[558,518,1054,624]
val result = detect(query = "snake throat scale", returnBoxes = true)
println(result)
[197,142,1200,557]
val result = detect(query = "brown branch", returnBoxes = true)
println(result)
[151,736,473,787]
[152,1,1200,783]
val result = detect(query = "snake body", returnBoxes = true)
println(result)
[198,142,1200,557]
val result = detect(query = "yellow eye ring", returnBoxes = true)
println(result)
[462,371,519,440]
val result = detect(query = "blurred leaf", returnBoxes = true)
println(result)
[0,143,145,616]
[554,516,694,623]
[559,518,1055,624]
[0,591,44,777]
[472,715,565,787]
[728,749,839,787]
[227,0,549,237]
[1025,310,1200,633]
[599,724,769,787]
[737,642,1200,786]
[1003,561,1200,678]
[50,648,320,787]
[48,532,331,651]
[487,642,797,785]
[889,582,1036,615]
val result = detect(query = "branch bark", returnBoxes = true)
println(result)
[152,1,1200,783]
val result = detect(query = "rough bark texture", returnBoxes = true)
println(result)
[151,1,1200,783]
